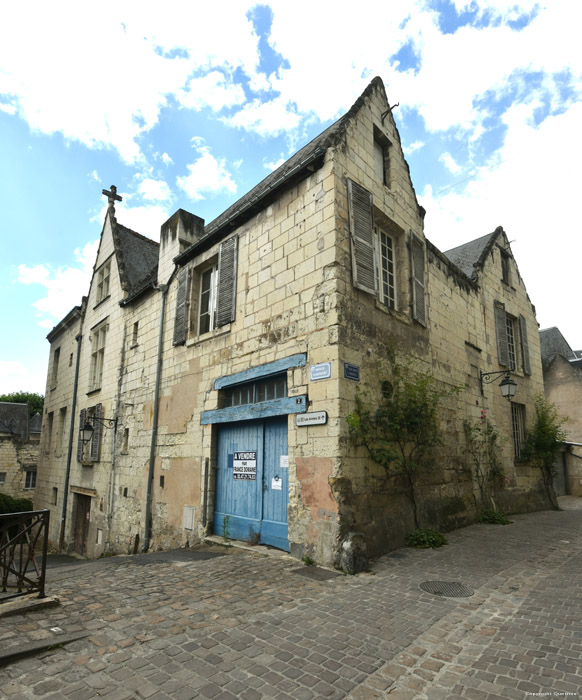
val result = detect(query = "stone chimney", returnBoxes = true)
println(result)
[158,209,204,284]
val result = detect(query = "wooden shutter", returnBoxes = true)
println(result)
[77,409,86,462]
[494,301,510,367]
[410,232,426,326]
[348,179,377,295]
[519,314,531,375]
[90,404,102,462]
[173,266,191,346]
[216,236,238,327]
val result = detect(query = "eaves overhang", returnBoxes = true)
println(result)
[175,147,327,266]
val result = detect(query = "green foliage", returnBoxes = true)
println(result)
[405,528,448,549]
[0,493,34,514]
[520,395,567,509]
[463,412,504,508]
[346,359,459,528]
[479,508,511,525]
[222,514,230,542]
[302,554,316,566]
[0,392,44,417]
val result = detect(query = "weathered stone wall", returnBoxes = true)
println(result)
[0,436,39,500]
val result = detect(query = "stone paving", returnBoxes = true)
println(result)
[1,500,582,699]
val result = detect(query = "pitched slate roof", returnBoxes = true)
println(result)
[539,327,576,361]
[113,222,159,299]
[0,402,29,439]
[177,76,401,263]
[443,229,502,280]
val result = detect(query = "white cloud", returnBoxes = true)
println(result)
[0,1,262,163]
[88,170,100,182]
[0,360,48,395]
[264,156,285,171]
[138,178,173,203]
[161,152,173,166]
[439,152,462,174]
[181,70,246,111]
[177,141,237,201]
[17,240,98,327]
[225,96,302,137]
[420,99,582,347]
[120,204,171,241]
[403,140,424,155]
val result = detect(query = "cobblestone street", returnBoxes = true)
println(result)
[1,500,581,699]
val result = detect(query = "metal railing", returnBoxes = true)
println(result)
[0,509,50,601]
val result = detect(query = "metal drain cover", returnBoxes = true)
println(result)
[420,580,474,597]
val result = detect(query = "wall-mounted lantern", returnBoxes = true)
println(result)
[479,370,517,401]
[80,416,118,444]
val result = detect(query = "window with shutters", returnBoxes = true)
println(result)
[199,263,218,334]
[77,404,103,463]
[376,226,396,309]
[348,178,424,322]
[174,235,238,345]
[89,321,107,391]
[494,302,531,376]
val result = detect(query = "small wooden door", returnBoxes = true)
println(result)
[74,494,91,556]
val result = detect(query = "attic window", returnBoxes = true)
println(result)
[500,251,511,285]
[96,260,111,304]
[373,126,391,187]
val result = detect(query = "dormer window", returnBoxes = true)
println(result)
[96,260,111,304]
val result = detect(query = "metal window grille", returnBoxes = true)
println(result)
[511,403,525,458]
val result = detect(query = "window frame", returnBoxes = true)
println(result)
[96,260,111,304]
[511,403,526,459]
[375,225,397,310]
[89,321,108,392]
[24,469,37,490]
[198,262,219,335]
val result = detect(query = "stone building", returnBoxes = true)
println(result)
[36,77,548,567]
[0,403,42,500]
[539,326,582,496]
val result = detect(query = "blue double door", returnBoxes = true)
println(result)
[214,416,289,551]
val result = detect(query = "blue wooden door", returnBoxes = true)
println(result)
[214,417,289,550]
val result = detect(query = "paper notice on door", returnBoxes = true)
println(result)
[280,455,289,469]
[271,477,282,490]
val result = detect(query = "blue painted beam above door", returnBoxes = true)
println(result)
[213,354,307,390]
[201,395,307,425]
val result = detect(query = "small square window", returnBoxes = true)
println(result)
[0,472,6,485]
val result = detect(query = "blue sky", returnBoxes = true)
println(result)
[1,0,581,394]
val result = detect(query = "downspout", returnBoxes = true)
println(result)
[59,333,82,552]
[142,281,170,552]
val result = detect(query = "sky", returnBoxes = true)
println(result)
[1,0,580,395]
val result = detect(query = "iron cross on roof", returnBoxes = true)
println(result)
[102,185,122,213]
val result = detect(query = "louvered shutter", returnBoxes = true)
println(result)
[216,236,238,327]
[410,233,426,326]
[77,409,86,462]
[90,404,102,462]
[494,301,510,367]
[348,179,377,295]
[173,266,191,346]
[519,314,531,375]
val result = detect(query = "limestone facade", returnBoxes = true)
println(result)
[36,78,548,566]
[0,403,41,501]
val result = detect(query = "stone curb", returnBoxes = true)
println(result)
[0,594,60,619]
[0,631,89,667]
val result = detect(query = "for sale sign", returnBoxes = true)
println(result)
[233,451,257,480]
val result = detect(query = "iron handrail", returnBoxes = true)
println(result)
[0,509,50,601]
